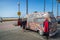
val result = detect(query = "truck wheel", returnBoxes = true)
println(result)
[25,25,30,30]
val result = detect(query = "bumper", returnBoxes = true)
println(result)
[49,30,58,37]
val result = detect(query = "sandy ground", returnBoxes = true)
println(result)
[0,21,60,40]
[0,21,19,32]
[0,21,42,40]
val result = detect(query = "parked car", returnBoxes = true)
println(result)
[26,12,58,37]
[57,19,60,24]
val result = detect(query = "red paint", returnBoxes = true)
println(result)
[44,19,49,32]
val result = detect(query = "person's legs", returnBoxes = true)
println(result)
[46,32,49,40]
[22,25,25,32]
[42,32,47,39]
[43,32,49,40]
[43,32,46,36]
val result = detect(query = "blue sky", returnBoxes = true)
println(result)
[0,0,60,17]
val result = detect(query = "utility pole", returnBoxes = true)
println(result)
[52,0,53,13]
[57,1,58,18]
[26,0,28,15]
[26,0,28,28]
[44,0,46,13]
[56,0,60,19]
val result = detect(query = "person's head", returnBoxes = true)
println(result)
[45,17,49,21]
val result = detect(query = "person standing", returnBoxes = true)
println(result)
[22,18,27,32]
[43,18,49,40]
[18,18,22,26]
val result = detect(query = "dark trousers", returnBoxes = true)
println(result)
[43,32,49,39]
[22,25,26,29]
